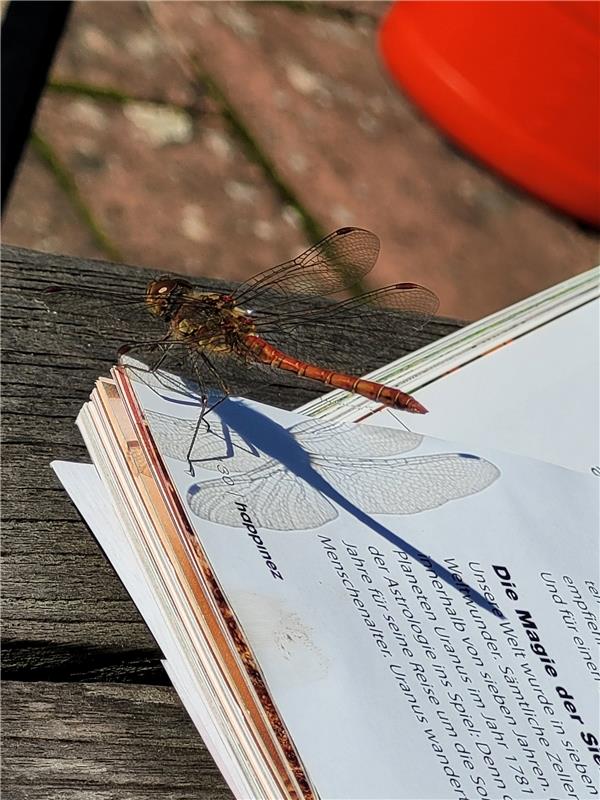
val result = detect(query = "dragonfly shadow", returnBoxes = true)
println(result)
[211,399,503,618]
[128,366,502,617]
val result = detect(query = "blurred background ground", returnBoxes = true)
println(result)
[3,0,598,320]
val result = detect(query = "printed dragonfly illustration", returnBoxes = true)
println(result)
[144,409,500,531]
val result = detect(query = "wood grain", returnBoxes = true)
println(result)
[1,680,233,800]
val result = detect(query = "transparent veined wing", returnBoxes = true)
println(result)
[187,460,337,530]
[234,227,380,306]
[253,282,440,349]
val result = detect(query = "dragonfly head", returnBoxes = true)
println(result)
[145,276,192,320]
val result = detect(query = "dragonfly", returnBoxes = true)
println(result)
[47,228,438,466]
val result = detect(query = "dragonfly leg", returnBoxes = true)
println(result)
[198,351,231,398]
[118,334,176,372]
[186,397,230,477]
[148,344,171,373]
[185,393,210,477]
[184,351,231,477]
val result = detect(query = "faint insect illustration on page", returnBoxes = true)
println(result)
[143,411,500,532]
[47,228,439,472]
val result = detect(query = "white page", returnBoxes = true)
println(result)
[370,299,600,475]
[51,460,255,800]
[127,369,600,800]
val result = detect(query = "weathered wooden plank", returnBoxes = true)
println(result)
[2,247,162,678]
[1,244,461,678]
[1,679,233,800]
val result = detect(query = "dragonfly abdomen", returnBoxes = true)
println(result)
[245,336,427,414]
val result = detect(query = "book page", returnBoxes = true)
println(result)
[306,298,600,477]
[125,367,600,800]
[373,299,599,475]
[51,460,257,800]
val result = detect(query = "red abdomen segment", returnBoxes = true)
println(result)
[245,336,428,414]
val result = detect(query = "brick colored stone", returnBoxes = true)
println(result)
[3,0,598,323]
[151,1,599,318]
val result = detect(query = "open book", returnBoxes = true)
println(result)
[54,268,599,800]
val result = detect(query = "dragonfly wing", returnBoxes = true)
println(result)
[187,462,337,530]
[307,283,439,331]
[289,418,423,458]
[315,452,500,515]
[246,281,440,380]
[254,283,439,342]
[43,282,157,336]
[234,227,380,306]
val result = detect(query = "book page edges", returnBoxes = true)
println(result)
[99,371,315,800]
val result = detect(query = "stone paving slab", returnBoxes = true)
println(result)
[151,2,598,317]
[50,0,198,107]
[4,139,108,263]
[26,89,308,281]
[4,0,310,283]
[4,0,598,320]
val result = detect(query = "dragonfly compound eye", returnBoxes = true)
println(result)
[145,277,191,318]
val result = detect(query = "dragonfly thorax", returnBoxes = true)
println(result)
[149,283,258,355]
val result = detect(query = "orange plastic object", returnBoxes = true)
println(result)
[379,1,600,225]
